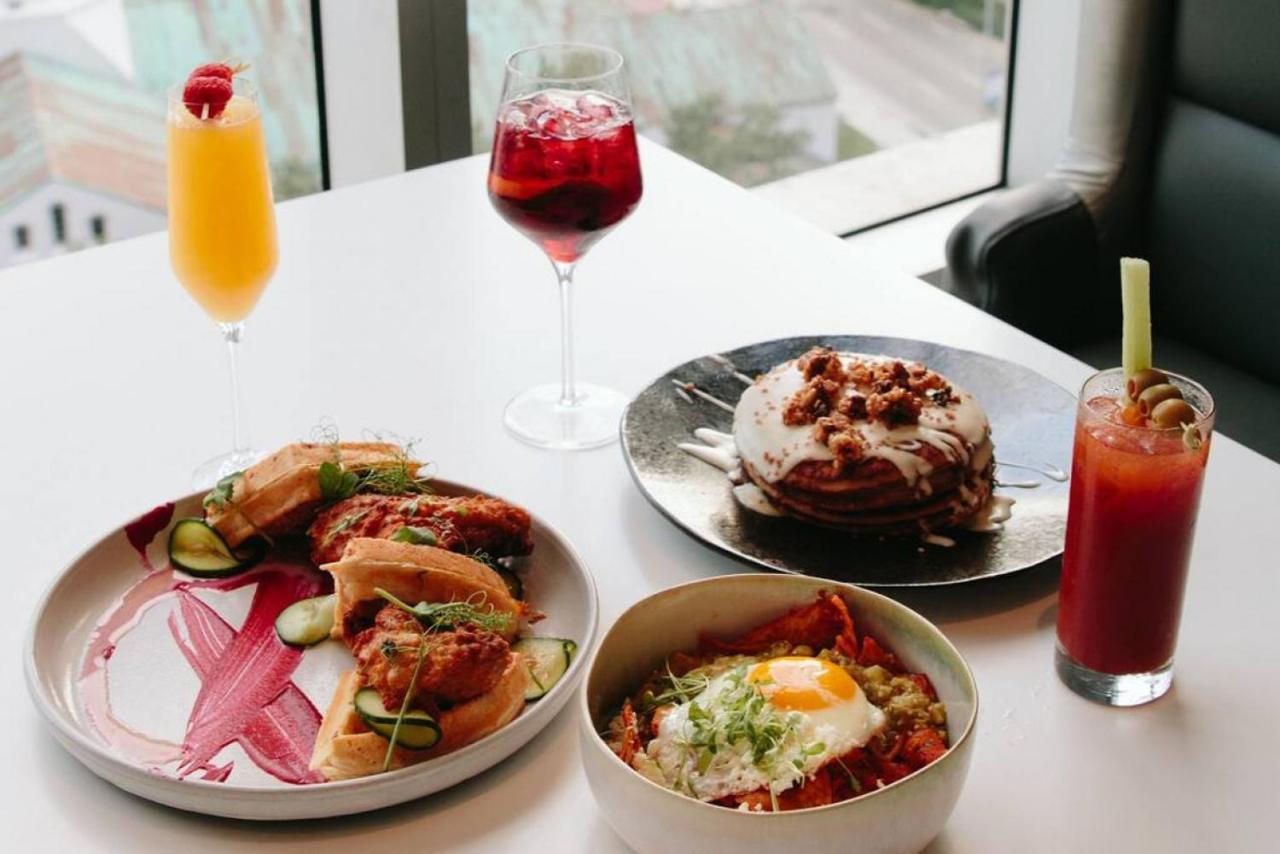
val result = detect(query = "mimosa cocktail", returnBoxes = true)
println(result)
[168,93,277,321]
[168,68,276,486]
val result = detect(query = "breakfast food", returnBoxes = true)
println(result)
[309,493,534,566]
[733,347,994,535]
[167,439,574,783]
[604,592,949,811]
[204,441,412,547]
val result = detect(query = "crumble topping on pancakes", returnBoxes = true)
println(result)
[733,347,995,535]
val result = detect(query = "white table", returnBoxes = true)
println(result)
[3,141,1276,852]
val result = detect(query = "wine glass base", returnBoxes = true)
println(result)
[503,383,628,450]
[191,448,266,490]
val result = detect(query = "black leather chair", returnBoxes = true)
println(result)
[946,0,1280,461]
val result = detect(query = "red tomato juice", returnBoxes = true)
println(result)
[1057,396,1211,674]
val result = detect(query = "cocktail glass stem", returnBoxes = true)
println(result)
[220,321,248,459]
[553,259,578,407]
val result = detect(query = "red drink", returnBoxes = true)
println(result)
[488,90,643,263]
[1056,370,1213,699]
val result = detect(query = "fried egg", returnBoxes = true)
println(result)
[644,656,885,802]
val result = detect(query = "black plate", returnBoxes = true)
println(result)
[621,336,1076,586]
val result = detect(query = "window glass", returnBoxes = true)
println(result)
[468,0,1013,234]
[0,0,322,268]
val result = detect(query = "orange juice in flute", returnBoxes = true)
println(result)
[167,63,276,485]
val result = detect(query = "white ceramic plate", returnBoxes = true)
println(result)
[24,483,598,820]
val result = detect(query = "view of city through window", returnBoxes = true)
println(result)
[468,0,1012,233]
[0,0,321,269]
[1,0,1012,270]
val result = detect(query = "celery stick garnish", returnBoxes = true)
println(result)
[1120,257,1152,384]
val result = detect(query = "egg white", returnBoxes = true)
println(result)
[644,663,885,802]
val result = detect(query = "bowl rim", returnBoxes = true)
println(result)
[24,483,600,801]
[578,572,978,817]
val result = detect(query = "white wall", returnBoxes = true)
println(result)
[1005,0,1082,185]
[318,0,405,187]
[0,182,165,267]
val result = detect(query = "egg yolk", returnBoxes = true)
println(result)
[746,656,859,711]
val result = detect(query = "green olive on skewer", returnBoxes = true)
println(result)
[1151,398,1197,429]
[1137,383,1183,416]
[1126,368,1169,402]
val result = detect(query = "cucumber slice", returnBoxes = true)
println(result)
[275,593,336,647]
[354,687,441,750]
[168,518,264,577]
[515,637,576,701]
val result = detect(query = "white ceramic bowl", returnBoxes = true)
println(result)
[579,574,977,854]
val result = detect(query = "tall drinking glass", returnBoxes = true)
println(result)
[167,77,277,486]
[488,44,643,449]
[1055,368,1214,706]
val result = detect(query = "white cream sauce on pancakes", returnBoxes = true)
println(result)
[732,353,991,487]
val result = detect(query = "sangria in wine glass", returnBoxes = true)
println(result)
[168,64,277,486]
[488,43,643,449]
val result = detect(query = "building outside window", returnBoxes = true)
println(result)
[0,0,323,269]
[467,0,1014,235]
[50,202,66,243]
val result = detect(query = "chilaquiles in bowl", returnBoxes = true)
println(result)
[603,592,950,812]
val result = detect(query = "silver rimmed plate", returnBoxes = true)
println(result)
[24,482,598,820]
[621,335,1075,586]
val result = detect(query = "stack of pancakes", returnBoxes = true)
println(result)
[733,348,994,535]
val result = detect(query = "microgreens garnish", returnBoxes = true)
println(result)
[321,509,369,549]
[389,525,438,546]
[374,587,512,634]
[383,641,430,772]
[314,427,435,504]
[318,460,360,501]
[657,665,831,801]
[642,662,712,710]
[370,587,512,771]
[202,471,242,508]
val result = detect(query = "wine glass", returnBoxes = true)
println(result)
[167,76,277,486]
[488,43,644,450]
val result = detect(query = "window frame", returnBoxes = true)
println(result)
[318,0,1031,234]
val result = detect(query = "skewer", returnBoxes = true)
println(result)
[707,353,754,385]
[670,378,735,413]
[995,460,1068,482]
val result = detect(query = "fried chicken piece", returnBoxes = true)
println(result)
[350,606,512,709]
[308,493,534,565]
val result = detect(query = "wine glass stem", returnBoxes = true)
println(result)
[553,260,578,407]
[220,321,248,457]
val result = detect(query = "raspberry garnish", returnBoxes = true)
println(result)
[183,75,233,119]
[189,62,235,82]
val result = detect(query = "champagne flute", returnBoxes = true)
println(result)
[488,43,643,449]
[167,75,277,486]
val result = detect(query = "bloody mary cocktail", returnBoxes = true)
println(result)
[1056,368,1214,705]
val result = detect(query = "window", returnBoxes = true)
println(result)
[465,0,1015,235]
[13,224,28,249]
[51,204,65,243]
[0,0,324,269]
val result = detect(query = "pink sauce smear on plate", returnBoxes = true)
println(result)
[80,505,327,785]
